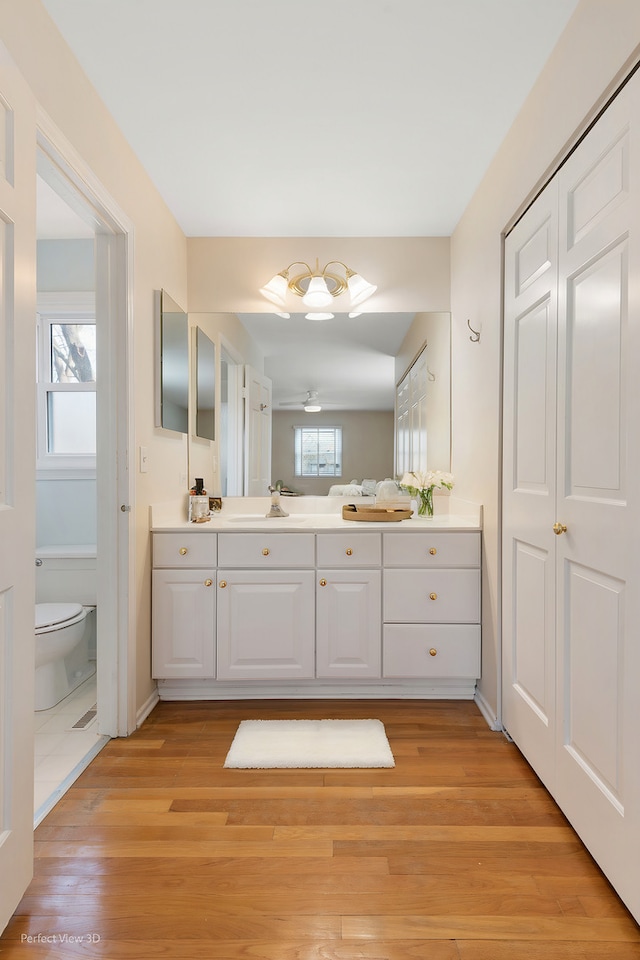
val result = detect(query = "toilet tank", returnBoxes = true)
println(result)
[35,545,97,605]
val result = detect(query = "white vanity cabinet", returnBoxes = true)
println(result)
[216,533,316,680]
[151,533,217,679]
[316,533,382,679]
[151,514,482,698]
[382,531,481,685]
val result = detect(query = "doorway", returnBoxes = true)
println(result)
[33,126,134,820]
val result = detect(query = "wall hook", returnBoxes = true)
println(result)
[426,366,436,382]
[467,318,481,343]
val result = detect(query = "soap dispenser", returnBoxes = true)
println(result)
[189,478,210,522]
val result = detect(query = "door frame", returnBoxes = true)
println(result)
[36,107,136,737]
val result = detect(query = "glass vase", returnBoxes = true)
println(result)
[418,488,434,517]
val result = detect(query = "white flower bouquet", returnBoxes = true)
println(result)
[400,470,455,517]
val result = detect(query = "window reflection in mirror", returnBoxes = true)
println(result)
[158,289,188,434]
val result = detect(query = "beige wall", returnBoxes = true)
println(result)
[2,0,190,715]
[272,410,394,496]
[188,237,451,313]
[450,0,640,721]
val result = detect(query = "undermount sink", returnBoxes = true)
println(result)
[225,515,309,525]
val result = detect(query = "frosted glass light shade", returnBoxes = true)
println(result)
[259,272,289,307]
[347,272,377,307]
[303,276,333,308]
[303,403,322,412]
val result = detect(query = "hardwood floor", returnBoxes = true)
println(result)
[2,699,640,958]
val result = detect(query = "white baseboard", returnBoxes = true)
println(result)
[136,687,160,728]
[474,688,502,731]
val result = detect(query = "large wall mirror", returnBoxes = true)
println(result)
[156,289,189,433]
[214,311,451,496]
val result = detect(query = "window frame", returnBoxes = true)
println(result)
[36,293,97,478]
[293,424,343,478]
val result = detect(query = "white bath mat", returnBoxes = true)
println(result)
[223,718,395,769]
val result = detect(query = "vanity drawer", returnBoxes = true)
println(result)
[383,624,481,678]
[384,569,480,622]
[316,532,381,567]
[153,532,217,568]
[218,532,315,568]
[384,531,480,568]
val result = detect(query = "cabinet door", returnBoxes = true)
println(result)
[316,570,381,679]
[217,570,315,679]
[152,569,215,678]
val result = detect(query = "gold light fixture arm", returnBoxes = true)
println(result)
[260,258,376,309]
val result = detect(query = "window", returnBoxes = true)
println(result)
[37,306,96,474]
[294,426,342,477]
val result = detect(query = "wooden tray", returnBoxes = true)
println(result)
[342,504,413,522]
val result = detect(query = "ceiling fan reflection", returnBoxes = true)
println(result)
[278,390,342,413]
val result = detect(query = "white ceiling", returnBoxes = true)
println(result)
[37,0,579,412]
[239,312,416,411]
[41,0,579,238]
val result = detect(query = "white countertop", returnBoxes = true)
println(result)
[151,496,482,533]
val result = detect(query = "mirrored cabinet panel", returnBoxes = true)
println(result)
[195,326,215,441]
[156,289,188,434]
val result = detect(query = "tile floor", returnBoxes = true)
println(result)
[33,673,109,826]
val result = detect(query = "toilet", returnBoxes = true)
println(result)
[34,546,97,711]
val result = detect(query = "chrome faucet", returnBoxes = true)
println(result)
[266,484,289,518]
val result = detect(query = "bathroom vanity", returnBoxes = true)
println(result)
[151,497,482,700]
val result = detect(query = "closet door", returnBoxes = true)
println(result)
[554,72,640,914]
[503,67,640,922]
[502,182,559,789]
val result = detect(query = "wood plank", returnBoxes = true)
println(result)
[1,698,638,960]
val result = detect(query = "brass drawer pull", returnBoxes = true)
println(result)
[429,547,437,555]
[429,592,438,601]
[262,547,270,556]
[553,522,567,535]
[219,580,227,588]
[345,548,353,556]
[319,578,327,586]
[179,547,188,556]
[204,579,213,587]
[429,648,437,657]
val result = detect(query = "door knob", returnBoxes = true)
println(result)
[553,522,568,535]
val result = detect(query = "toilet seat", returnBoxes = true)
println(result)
[36,602,85,632]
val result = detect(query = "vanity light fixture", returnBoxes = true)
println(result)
[259,258,377,312]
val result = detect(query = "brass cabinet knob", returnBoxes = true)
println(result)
[179,547,188,556]
[345,548,353,556]
[429,592,438,601]
[429,648,437,657]
[429,547,437,555]
[219,580,227,588]
[204,579,213,587]
[262,547,270,556]
[319,578,327,586]
[553,522,568,535]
